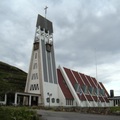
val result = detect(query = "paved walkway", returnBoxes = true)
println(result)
[37,110,120,120]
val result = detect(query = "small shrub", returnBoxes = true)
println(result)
[0,107,39,120]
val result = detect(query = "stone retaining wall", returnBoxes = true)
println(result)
[49,107,120,115]
[31,106,120,115]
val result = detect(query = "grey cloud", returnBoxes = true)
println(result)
[0,0,35,71]
[55,5,120,70]
[0,0,120,95]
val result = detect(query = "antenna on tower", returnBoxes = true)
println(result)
[95,48,99,107]
[95,48,98,82]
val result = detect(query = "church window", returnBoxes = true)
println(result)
[66,99,68,105]
[95,88,100,95]
[82,85,86,93]
[52,98,55,103]
[56,98,60,103]
[92,87,96,95]
[86,86,88,94]
[100,89,105,96]
[30,84,39,91]
[46,98,50,103]
[66,99,73,105]
[71,100,73,105]
[35,53,37,59]
[31,73,38,80]
[33,63,37,69]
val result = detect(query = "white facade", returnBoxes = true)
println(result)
[25,15,60,106]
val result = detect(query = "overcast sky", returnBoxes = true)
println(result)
[0,0,120,96]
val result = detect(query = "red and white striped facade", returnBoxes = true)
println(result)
[57,66,110,107]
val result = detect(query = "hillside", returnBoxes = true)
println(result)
[0,61,27,93]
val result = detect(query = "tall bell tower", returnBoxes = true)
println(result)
[25,14,60,106]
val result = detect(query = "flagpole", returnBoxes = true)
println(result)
[95,48,99,107]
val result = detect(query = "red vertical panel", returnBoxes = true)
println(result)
[91,77,101,89]
[104,97,109,103]
[72,70,84,85]
[57,69,73,99]
[78,94,87,101]
[86,95,93,101]
[93,96,97,102]
[64,67,77,86]
[79,73,90,86]
[99,96,105,102]
[86,75,96,88]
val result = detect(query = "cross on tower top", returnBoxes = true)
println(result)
[44,6,48,18]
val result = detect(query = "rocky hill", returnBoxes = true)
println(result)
[0,61,27,93]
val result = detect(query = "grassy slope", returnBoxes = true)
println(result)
[0,61,27,93]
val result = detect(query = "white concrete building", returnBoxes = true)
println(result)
[24,14,110,107]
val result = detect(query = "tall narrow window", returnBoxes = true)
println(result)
[35,53,37,59]
[33,63,37,69]
[31,73,38,80]
[56,99,60,103]
[66,99,69,105]
[30,84,39,90]
[71,100,73,105]
[36,73,38,79]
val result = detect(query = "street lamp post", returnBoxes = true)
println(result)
[47,92,52,107]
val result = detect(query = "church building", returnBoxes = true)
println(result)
[24,14,110,107]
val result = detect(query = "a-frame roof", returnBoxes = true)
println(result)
[57,66,109,103]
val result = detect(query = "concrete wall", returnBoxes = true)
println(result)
[43,82,60,106]
[58,85,66,106]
